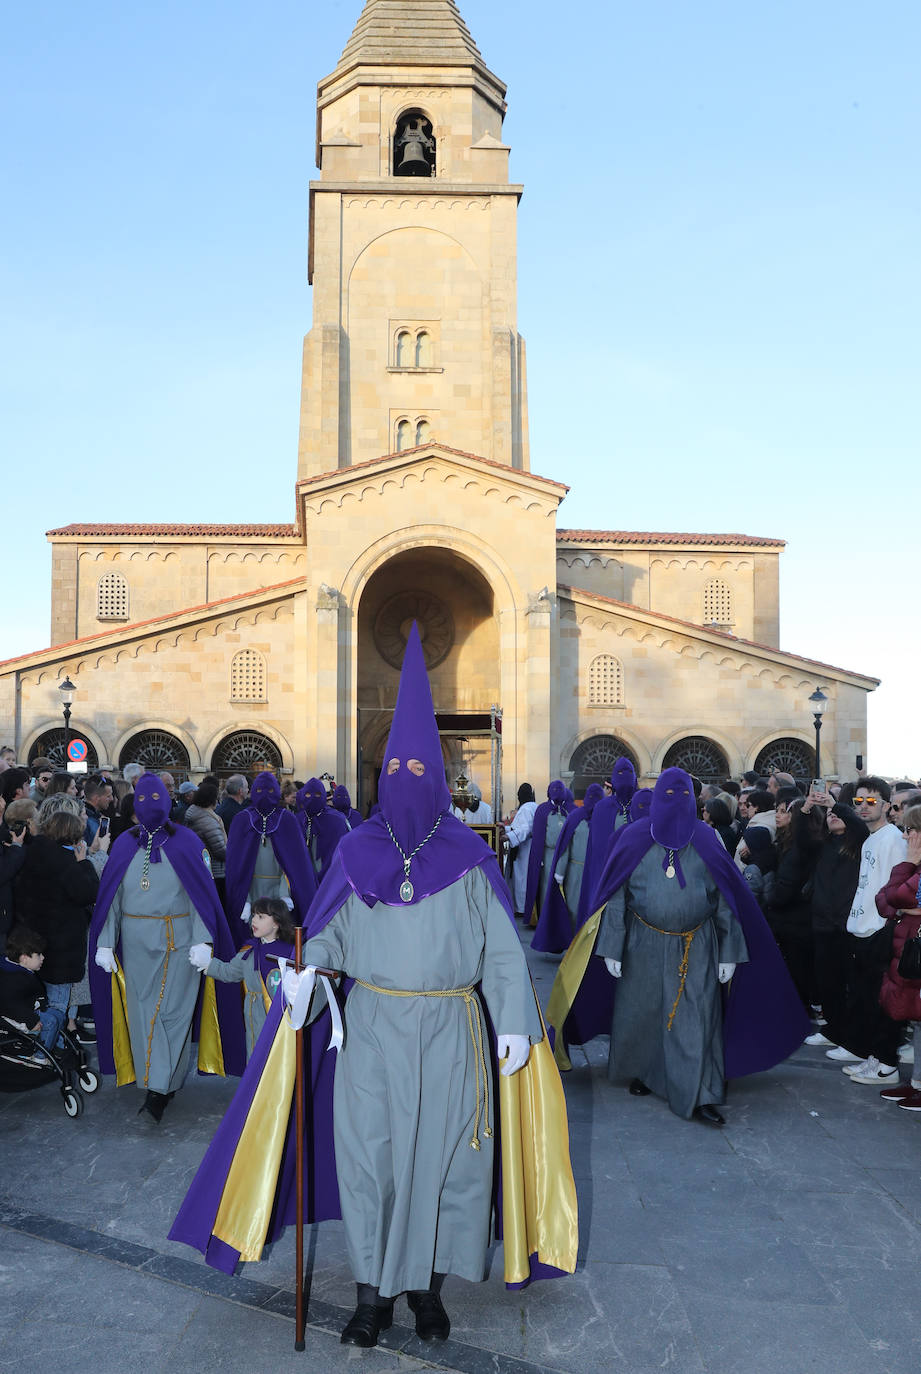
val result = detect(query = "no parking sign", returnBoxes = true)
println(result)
[66,737,88,773]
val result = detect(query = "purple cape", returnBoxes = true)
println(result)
[88,824,246,1079]
[532,785,606,951]
[522,782,570,923]
[296,780,350,880]
[332,785,363,829]
[556,816,810,1079]
[224,806,317,943]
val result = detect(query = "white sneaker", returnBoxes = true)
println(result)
[805,1032,836,1047]
[826,1046,862,1062]
[848,1059,900,1085]
[843,1058,871,1077]
[899,1044,914,1065]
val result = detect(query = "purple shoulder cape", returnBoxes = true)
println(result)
[583,795,629,913]
[532,808,587,953]
[557,817,810,1078]
[88,825,246,1078]
[224,807,317,941]
[523,797,570,923]
[297,806,351,881]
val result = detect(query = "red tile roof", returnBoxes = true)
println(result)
[46,523,300,538]
[298,443,569,491]
[558,583,878,684]
[557,529,785,547]
[0,577,306,671]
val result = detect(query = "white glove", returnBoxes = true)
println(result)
[554,872,565,884]
[282,897,294,911]
[718,963,736,984]
[95,947,117,974]
[189,943,212,972]
[604,958,622,978]
[496,1033,530,1076]
[241,900,252,924]
[281,963,321,1031]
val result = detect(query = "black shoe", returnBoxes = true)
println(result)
[75,1024,97,1044]
[407,1290,450,1341]
[340,1302,393,1348]
[629,1078,651,1096]
[138,1091,168,1124]
[694,1104,725,1127]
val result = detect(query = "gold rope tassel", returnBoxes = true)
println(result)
[352,979,490,1149]
[633,912,703,1032]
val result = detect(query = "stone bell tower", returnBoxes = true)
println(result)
[296,0,530,477]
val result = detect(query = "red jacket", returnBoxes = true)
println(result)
[876,860,921,1021]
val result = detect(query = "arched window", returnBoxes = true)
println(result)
[415,418,431,446]
[230,649,267,703]
[415,330,432,367]
[754,737,814,781]
[568,735,638,797]
[703,578,733,628]
[395,330,412,366]
[97,571,128,621]
[395,419,411,452]
[29,729,99,771]
[393,110,435,177]
[211,730,282,779]
[119,730,191,781]
[588,653,624,706]
[662,736,729,785]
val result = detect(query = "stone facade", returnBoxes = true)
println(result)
[0,1,877,801]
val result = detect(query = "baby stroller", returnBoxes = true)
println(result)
[0,1014,99,1116]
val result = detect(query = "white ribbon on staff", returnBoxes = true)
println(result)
[279,961,344,1053]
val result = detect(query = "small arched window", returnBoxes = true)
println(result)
[230,648,267,703]
[703,578,733,628]
[415,418,431,446]
[395,330,412,366]
[415,331,432,367]
[588,653,624,706]
[395,419,412,452]
[97,571,128,621]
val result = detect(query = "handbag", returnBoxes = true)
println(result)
[897,931,921,981]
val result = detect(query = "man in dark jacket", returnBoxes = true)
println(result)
[216,774,248,832]
[0,823,27,952]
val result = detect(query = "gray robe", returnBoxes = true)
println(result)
[556,819,590,921]
[247,845,289,906]
[301,865,542,1297]
[596,844,749,1119]
[207,948,270,1058]
[538,811,566,913]
[98,851,211,1094]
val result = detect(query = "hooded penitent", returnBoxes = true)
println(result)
[546,767,810,1080]
[522,781,571,923]
[532,784,605,953]
[584,757,638,913]
[88,773,245,1080]
[170,624,579,1288]
[296,778,348,879]
[629,788,653,822]
[224,773,317,940]
[332,784,363,829]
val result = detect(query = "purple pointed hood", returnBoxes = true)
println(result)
[547,779,567,810]
[250,771,281,818]
[377,622,451,853]
[297,778,327,817]
[649,767,697,886]
[332,785,352,814]
[611,757,637,807]
[582,783,604,816]
[132,772,172,860]
[629,788,654,822]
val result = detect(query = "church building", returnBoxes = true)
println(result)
[0,0,877,806]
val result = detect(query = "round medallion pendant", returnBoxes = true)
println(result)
[140,877,150,890]
[665,865,676,880]
[266,969,281,997]
[400,879,414,903]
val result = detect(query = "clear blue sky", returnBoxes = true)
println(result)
[2,1,918,773]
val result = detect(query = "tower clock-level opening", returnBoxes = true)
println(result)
[356,546,499,811]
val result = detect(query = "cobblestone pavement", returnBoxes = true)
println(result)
[2,930,921,1373]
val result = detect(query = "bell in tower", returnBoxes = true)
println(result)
[394,111,435,177]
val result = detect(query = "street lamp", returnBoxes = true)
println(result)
[59,676,76,759]
[808,687,828,779]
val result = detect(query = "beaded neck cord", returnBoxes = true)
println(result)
[649,824,687,888]
[249,807,283,847]
[384,812,444,902]
[139,826,164,890]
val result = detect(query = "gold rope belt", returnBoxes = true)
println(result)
[352,978,491,1150]
[632,912,705,1031]
[123,912,190,1085]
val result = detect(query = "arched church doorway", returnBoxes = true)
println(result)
[357,548,499,810]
